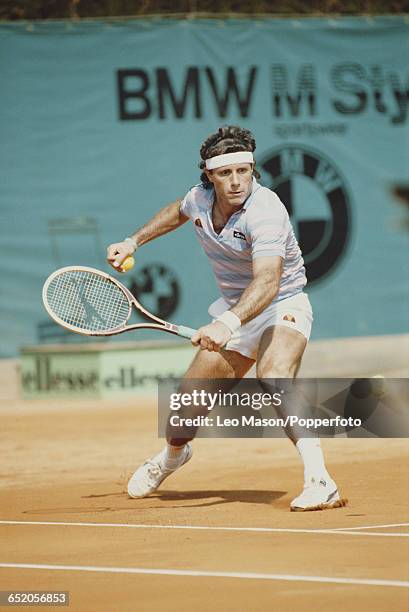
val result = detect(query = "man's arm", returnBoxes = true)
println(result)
[192,256,282,352]
[230,256,282,324]
[129,199,189,247]
[107,199,188,269]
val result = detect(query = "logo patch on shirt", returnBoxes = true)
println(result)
[283,314,296,323]
[194,218,203,228]
[233,230,246,240]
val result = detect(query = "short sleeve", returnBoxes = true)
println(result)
[246,190,288,259]
[179,188,194,219]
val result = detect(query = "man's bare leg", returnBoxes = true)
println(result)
[256,325,346,511]
[128,348,254,498]
[256,324,306,380]
[184,347,254,379]
[167,348,254,445]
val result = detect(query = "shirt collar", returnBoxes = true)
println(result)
[242,178,260,211]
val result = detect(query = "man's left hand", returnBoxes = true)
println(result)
[191,321,232,352]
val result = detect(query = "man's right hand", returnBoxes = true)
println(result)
[106,239,136,271]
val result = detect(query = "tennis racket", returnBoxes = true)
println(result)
[42,266,196,340]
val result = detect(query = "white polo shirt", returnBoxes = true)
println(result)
[180,178,307,306]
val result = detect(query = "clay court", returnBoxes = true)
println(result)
[1,7,408,611]
[0,338,408,612]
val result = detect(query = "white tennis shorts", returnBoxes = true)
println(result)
[209,292,313,360]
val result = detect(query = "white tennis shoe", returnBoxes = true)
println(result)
[290,475,347,512]
[127,444,193,499]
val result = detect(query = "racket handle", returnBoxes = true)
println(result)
[177,325,196,339]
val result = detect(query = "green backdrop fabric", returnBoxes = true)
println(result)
[0,17,408,356]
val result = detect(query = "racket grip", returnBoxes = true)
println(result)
[177,325,196,339]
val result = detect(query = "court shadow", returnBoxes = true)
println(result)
[152,489,286,508]
[22,490,286,515]
[82,492,124,499]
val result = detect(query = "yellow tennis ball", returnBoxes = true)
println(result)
[120,256,135,272]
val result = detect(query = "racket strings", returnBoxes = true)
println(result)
[46,271,130,332]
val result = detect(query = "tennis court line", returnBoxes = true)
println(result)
[1,520,408,538]
[0,563,407,587]
[334,523,409,531]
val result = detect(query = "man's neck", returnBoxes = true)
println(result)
[214,197,242,223]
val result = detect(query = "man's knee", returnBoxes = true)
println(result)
[257,361,294,379]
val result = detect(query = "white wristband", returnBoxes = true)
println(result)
[216,311,241,334]
[124,237,137,251]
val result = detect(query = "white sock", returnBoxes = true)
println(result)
[296,438,329,483]
[160,443,187,470]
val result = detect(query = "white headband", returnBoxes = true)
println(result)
[205,151,254,170]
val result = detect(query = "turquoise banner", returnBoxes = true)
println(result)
[1,17,408,357]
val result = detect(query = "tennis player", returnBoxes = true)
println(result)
[107,125,346,512]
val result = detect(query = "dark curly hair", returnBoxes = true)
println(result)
[199,125,260,188]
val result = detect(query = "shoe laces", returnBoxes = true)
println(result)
[145,460,162,480]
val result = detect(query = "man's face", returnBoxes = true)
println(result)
[206,163,253,207]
